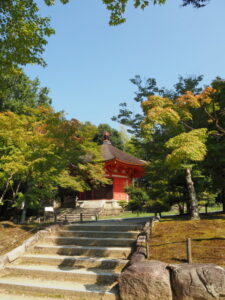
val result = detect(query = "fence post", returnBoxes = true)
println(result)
[149,219,153,236]
[186,238,192,263]
[146,230,150,259]
[80,213,83,223]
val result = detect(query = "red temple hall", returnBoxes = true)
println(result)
[80,132,145,202]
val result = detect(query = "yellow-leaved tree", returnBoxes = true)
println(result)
[141,95,208,219]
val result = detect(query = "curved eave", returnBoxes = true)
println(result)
[104,158,146,167]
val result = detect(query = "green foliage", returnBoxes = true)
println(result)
[182,0,209,8]
[0,108,107,209]
[118,125,130,147]
[114,75,220,217]
[102,0,209,25]
[93,123,124,149]
[165,129,208,169]
[0,69,52,113]
[113,75,225,216]
[173,75,203,96]
[117,200,128,210]
[0,0,54,74]
[126,186,149,212]
[198,191,217,208]
[142,96,181,134]
[141,90,208,218]
[44,0,69,4]
[112,75,203,136]
[146,198,171,213]
[144,158,173,213]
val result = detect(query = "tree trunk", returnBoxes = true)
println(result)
[221,188,225,213]
[186,199,191,214]
[20,199,27,224]
[0,174,13,204]
[178,204,184,215]
[185,168,200,220]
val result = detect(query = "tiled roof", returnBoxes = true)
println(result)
[101,140,145,166]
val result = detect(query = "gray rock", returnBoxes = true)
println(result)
[119,260,173,300]
[129,251,146,265]
[169,263,225,300]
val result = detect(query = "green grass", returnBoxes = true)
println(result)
[99,204,223,220]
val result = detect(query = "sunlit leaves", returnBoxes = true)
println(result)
[177,91,201,108]
[176,87,215,108]
[165,128,208,169]
[102,0,166,25]
[0,108,107,207]
[0,0,54,75]
[44,0,69,5]
[142,96,182,135]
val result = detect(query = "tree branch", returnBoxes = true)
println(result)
[204,107,225,135]
[0,174,13,204]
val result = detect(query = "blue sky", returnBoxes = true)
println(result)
[26,0,225,129]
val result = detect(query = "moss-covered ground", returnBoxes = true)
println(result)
[150,213,225,267]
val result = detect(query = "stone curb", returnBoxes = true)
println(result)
[97,216,153,222]
[0,224,60,268]
[127,216,159,265]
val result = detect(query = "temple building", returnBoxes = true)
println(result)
[79,132,145,204]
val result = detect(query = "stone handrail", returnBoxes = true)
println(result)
[128,217,158,265]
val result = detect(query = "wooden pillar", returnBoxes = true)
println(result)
[113,177,116,200]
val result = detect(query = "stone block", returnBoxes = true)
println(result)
[119,260,173,300]
[169,263,225,300]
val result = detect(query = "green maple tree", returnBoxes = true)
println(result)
[0,108,108,222]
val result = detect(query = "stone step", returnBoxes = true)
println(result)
[0,277,118,299]
[61,224,142,232]
[4,264,119,285]
[43,236,136,247]
[19,254,128,270]
[33,244,131,259]
[57,230,138,239]
[0,293,58,300]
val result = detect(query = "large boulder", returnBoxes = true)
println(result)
[118,260,173,300]
[169,263,225,300]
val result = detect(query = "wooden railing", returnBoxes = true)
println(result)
[56,212,99,223]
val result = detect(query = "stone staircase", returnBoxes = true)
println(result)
[0,221,144,299]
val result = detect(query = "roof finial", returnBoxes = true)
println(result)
[103,131,111,144]
[103,131,109,140]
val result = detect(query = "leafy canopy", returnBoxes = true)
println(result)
[102,0,210,25]
[0,0,54,74]
[165,129,208,169]
[0,68,52,113]
[0,108,107,208]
